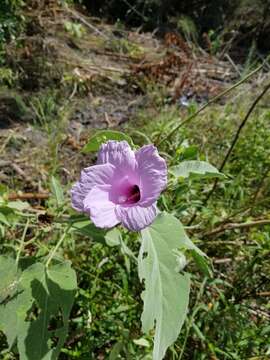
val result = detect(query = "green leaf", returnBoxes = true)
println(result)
[7,200,30,211]
[72,220,106,244]
[170,160,224,179]
[139,212,192,360]
[105,228,121,247]
[0,256,19,302]
[149,212,205,256]
[109,341,124,360]
[0,256,26,349]
[18,261,77,360]
[191,250,213,277]
[51,176,65,207]
[105,228,136,264]
[0,258,77,360]
[133,338,150,347]
[82,130,134,153]
[0,212,10,226]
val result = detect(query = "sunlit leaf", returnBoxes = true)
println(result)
[139,212,192,360]
[0,258,77,360]
[0,256,19,302]
[18,261,77,360]
[0,212,10,226]
[170,160,224,179]
[0,256,27,349]
[133,338,150,347]
[7,200,30,211]
[105,227,121,247]
[82,130,134,153]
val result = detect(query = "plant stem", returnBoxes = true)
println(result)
[188,80,270,226]
[16,218,30,266]
[45,225,71,268]
[178,279,207,360]
[203,218,270,237]
[157,62,266,147]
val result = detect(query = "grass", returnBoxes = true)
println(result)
[1,79,270,359]
[0,3,270,358]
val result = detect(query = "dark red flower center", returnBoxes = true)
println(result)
[126,184,141,204]
[115,183,141,205]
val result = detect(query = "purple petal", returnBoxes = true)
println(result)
[116,203,158,231]
[71,163,115,212]
[70,181,85,212]
[84,185,120,228]
[97,141,136,173]
[135,145,167,206]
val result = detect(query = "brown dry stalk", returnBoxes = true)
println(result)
[203,219,270,237]
[8,192,50,201]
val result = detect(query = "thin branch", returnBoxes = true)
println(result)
[218,81,270,173]
[8,192,50,201]
[188,80,270,225]
[256,291,270,297]
[65,8,110,40]
[157,61,266,147]
[203,219,270,237]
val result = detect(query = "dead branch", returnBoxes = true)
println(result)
[203,219,270,237]
[8,192,50,201]
[256,291,270,297]
[65,8,110,40]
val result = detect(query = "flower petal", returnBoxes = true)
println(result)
[116,203,157,231]
[70,181,85,212]
[135,145,167,206]
[71,163,115,212]
[83,185,120,228]
[97,140,136,173]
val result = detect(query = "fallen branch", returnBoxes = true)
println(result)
[203,219,270,237]
[65,8,110,40]
[8,192,50,201]
[256,291,270,297]
[213,256,244,264]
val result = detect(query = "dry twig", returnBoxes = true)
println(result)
[8,192,50,201]
[203,219,270,237]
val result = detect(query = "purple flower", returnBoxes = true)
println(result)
[71,141,167,231]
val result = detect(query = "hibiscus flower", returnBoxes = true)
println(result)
[71,141,167,231]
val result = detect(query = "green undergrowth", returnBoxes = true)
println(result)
[0,3,270,358]
[1,81,270,359]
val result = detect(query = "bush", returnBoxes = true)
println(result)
[0,0,25,48]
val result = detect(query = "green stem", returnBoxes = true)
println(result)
[157,62,266,147]
[16,218,30,266]
[45,225,71,268]
[178,279,207,360]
